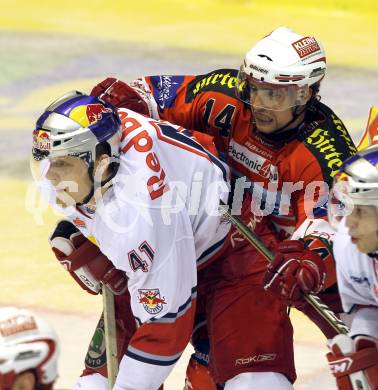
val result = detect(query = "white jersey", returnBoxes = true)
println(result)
[333,219,378,338]
[59,108,230,389]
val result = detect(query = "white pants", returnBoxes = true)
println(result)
[73,368,293,390]
[224,372,294,390]
[73,373,108,390]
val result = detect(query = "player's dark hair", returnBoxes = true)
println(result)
[307,81,321,108]
[95,142,119,178]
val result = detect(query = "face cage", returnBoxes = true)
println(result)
[235,66,310,111]
[327,187,354,230]
[30,152,95,209]
[30,151,93,183]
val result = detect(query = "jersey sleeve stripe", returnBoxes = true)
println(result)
[127,295,196,365]
[197,234,228,268]
[148,287,197,324]
[126,345,182,366]
[151,121,229,181]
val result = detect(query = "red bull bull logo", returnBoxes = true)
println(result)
[138,289,167,315]
[69,104,113,127]
[32,129,51,151]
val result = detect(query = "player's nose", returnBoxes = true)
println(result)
[45,167,60,184]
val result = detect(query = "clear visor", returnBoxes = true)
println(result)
[30,154,51,184]
[327,185,355,230]
[30,154,88,208]
[235,66,310,111]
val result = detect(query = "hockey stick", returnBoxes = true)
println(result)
[218,202,349,335]
[102,285,119,389]
[87,235,119,388]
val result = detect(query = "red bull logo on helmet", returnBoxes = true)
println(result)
[69,104,113,128]
[33,129,51,151]
[138,289,167,315]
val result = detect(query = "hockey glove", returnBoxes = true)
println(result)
[90,78,151,116]
[327,334,378,390]
[263,240,326,306]
[49,220,128,295]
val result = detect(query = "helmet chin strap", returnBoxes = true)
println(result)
[76,159,120,207]
[76,163,95,206]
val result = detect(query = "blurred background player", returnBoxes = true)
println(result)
[90,27,355,389]
[0,307,59,390]
[326,144,378,390]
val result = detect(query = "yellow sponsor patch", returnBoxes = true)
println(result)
[357,107,378,150]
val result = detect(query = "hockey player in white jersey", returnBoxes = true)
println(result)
[327,145,378,390]
[31,91,230,389]
[0,307,59,390]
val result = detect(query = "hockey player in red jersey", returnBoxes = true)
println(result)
[90,26,357,389]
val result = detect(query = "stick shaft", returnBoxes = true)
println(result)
[219,203,349,335]
[103,286,119,389]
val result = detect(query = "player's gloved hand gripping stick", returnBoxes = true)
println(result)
[218,202,349,335]
[49,220,120,389]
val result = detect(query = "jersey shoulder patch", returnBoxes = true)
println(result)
[148,75,185,109]
[300,101,357,182]
[185,69,239,103]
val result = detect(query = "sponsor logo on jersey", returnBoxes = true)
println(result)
[120,111,169,200]
[231,166,285,217]
[33,129,51,151]
[0,315,37,337]
[306,119,356,179]
[73,217,86,228]
[228,139,278,181]
[85,317,106,369]
[292,36,321,59]
[235,353,276,366]
[244,139,273,160]
[185,69,245,102]
[138,289,167,315]
[150,75,184,109]
[68,104,113,128]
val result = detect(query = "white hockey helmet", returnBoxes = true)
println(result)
[0,307,59,390]
[328,144,378,229]
[236,27,327,110]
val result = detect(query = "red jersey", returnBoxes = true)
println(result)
[137,69,356,237]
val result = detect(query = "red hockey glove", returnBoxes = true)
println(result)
[263,240,326,306]
[90,78,150,116]
[327,334,378,390]
[184,357,217,390]
[49,220,128,295]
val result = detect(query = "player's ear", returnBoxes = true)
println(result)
[93,154,111,181]
[296,86,312,105]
